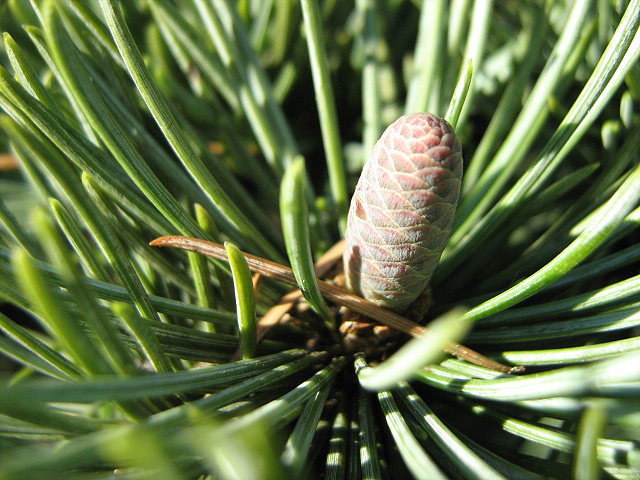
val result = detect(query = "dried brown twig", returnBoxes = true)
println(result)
[150,236,520,373]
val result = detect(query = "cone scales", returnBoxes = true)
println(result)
[343,113,463,312]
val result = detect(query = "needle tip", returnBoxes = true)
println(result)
[149,236,173,247]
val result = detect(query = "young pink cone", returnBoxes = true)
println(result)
[343,113,463,312]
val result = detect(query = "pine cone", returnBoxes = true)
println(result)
[343,113,463,312]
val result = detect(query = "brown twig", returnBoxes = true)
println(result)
[0,154,18,171]
[150,236,517,374]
